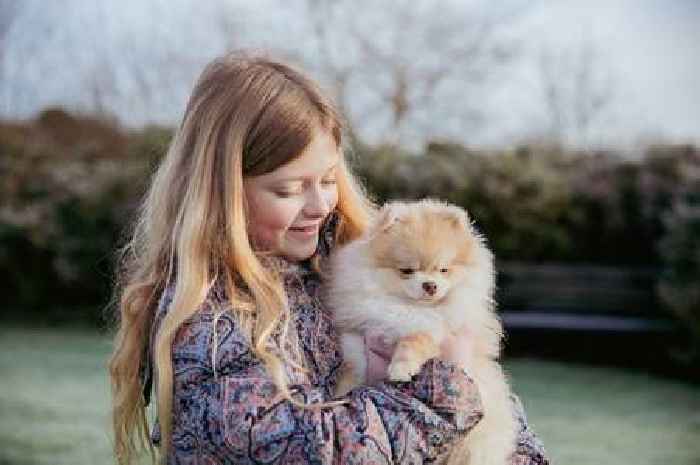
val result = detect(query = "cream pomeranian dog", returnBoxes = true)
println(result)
[323,199,517,465]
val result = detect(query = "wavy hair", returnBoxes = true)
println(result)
[108,51,374,465]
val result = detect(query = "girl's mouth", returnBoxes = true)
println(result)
[288,225,318,237]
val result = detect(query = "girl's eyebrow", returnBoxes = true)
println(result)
[275,163,338,182]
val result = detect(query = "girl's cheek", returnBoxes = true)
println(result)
[256,226,279,246]
[249,201,292,246]
[247,221,275,250]
[270,198,306,235]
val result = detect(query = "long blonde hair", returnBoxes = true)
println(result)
[108,51,374,465]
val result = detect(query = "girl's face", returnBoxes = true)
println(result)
[243,129,340,261]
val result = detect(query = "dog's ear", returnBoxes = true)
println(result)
[372,203,402,234]
[440,206,470,230]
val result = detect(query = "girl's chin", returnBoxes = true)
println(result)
[277,234,319,261]
[252,231,319,261]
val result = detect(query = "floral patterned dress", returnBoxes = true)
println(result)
[145,212,550,464]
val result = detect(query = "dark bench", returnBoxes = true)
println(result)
[495,262,686,375]
[497,261,674,332]
[501,311,675,332]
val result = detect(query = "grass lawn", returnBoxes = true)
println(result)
[0,326,698,465]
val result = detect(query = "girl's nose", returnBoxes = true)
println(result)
[303,186,329,218]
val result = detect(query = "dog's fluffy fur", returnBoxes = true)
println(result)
[323,199,517,465]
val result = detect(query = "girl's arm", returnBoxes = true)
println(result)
[509,394,550,465]
[152,308,484,464]
[366,327,551,465]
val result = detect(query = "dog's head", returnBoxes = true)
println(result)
[367,199,493,305]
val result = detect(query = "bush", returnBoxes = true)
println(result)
[1,107,699,326]
[0,110,168,324]
[657,194,700,362]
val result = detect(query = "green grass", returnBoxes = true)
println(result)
[0,327,117,465]
[1,326,699,465]
[505,358,700,465]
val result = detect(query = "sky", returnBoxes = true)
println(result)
[1,0,698,149]
[502,0,700,146]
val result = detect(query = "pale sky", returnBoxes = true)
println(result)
[1,0,698,149]
[501,0,700,147]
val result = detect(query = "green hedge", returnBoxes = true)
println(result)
[1,109,699,337]
[657,190,700,359]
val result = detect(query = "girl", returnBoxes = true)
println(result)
[108,51,549,465]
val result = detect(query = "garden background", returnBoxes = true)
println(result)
[1,1,699,464]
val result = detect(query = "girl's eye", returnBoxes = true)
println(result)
[399,268,415,275]
[321,178,337,186]
[275,190,301,198]
[440,268,449,273]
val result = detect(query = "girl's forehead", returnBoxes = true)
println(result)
[265,131,340,181]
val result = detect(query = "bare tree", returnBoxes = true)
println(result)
[216,0,246,52]
[536,40,615,148]
[80,0,248,124]
[0,0,22,116]
[0,0,18,59]
[301,0,359,143]
[303,0,527,148]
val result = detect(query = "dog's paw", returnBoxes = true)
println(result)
[387,359,421,382]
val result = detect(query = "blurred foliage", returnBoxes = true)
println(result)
[352,139,699,352]
[0,108,170,324]
[657,180,700,361]
[354,141,700,266]
[1,108,699,337]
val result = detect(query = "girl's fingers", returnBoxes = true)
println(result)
[364,329,395,359]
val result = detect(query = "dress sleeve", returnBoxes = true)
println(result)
[508,394,550,465]
[156,309,484,465]
[218,358,484,465]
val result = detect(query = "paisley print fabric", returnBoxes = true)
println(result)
[146,211,550,464]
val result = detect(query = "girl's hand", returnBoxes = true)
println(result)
[363,329,396,385]
[364,323,476,384]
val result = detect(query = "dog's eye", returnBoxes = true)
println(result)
[399,268,415,275]
[440,268,449,273]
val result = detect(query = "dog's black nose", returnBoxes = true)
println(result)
[422,281,437,296]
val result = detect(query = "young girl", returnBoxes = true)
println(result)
[108,51,549,465]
